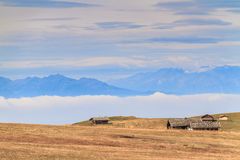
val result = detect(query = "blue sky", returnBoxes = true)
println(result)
[1,0,240,80]
[0,0,240,124]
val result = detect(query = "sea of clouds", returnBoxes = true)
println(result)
[0,93,239,124]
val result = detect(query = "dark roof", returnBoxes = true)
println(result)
[201,114,214,119]
[190,121,221,129]
[168,118,199,127]
[89,117,110,121]
[168,118,221,128]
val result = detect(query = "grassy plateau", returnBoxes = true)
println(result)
[0,113,239,160]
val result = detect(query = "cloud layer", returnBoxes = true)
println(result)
[1,0,240,79]
[0,0,99,8]
[0,93,239,124]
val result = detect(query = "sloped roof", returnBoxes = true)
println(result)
[89,117,110,121]
[190,121,221,129]
[168,118,199,127]
[201,114,215,120]
[202,114,213,118]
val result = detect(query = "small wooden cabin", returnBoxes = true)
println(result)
[167,119,189,129]
[167,118,199,129]
[201,114,215,122]
[218,115,229,121]
[89,117,110,125]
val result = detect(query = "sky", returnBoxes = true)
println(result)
[0,93,239,124]
[0,1,240,124]
[1,0,240,80]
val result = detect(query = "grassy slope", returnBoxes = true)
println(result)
[74,116,168,129]
[213,112,240,131]
[74,116,169,129]
[0,123,240,160]
[75,112,240,131]
[191,112,240,131]
[0,113,239,160]
[74,116,138,126]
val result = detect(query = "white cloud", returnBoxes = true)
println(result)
[0,93,239,124]
[0,56,153,68]
[1,1,240,79]
[1,55,240,73]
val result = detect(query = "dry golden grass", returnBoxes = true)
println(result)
[0,121,240,160]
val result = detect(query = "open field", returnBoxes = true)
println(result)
[0,113,239,160]
[213,112,240,131]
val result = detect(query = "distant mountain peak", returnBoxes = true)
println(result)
[79,77,99,81]
[0,75,137,98]
[1,66,240,98]
[45,74,70,79]
[156,68,185,74]
[110,66,240,95]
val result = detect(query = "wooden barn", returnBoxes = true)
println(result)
[167,118,198,130]
[167,119,188,129]
[201,114,215,122]
[89,117,110,125]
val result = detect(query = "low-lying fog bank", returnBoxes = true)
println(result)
[0,93,239,124]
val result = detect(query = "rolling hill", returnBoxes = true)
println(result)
[75,112,240,131]
[212,112,240,131]
[0,112,239,160]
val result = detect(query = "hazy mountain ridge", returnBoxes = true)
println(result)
[110,66,240,94]
[0,74,137,98]
[1,66,240,98]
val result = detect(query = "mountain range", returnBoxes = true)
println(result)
[110,66,240,95]
[1,66,240,98]
[0,74,137,98]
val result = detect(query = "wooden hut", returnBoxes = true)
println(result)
[190,121,221,130]
[167,118,199,129]
[167,119,189,129]
[218,115,229,121]
[89,117,110,125]
[201,114,215,122]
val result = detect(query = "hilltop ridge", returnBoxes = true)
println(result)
[74,112,240,131]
